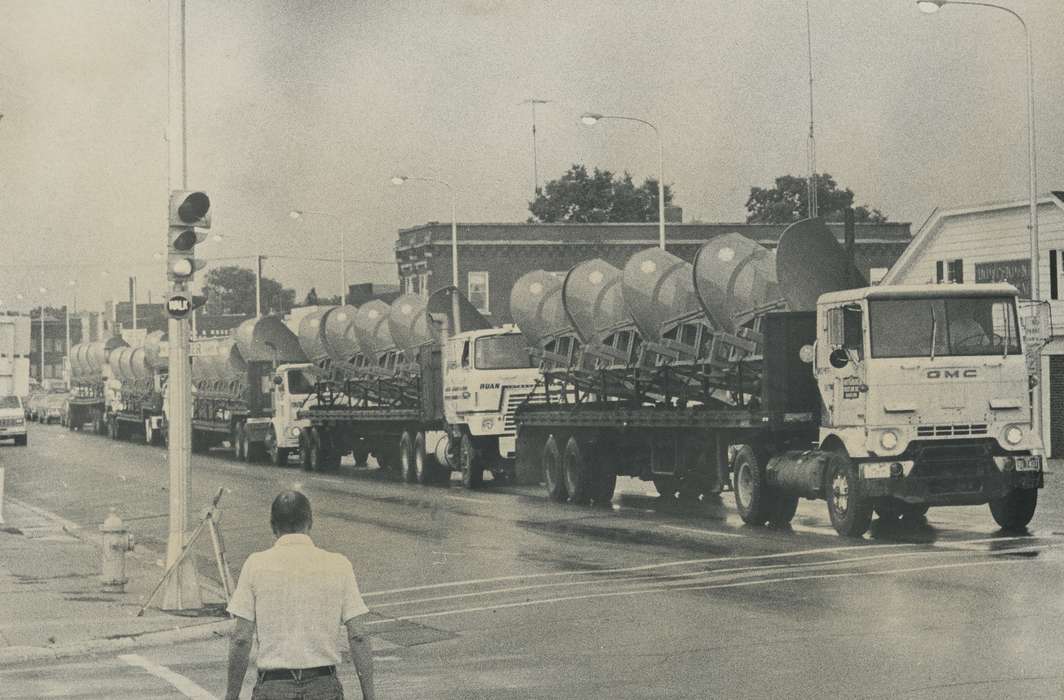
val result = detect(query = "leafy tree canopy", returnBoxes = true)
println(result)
[529,164,674,223]
[745,173,887,224]
[202,266,295,316]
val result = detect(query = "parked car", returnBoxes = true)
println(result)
[41,393,68,425]
[0,395,27,446]
[26,392,47,421]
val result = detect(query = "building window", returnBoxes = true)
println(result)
[418,271,429,298]
[468,271,489,313]
[402,275,416,296]
[869,267,889,285]
[936,259,963,284]
[1051,250,1060,300]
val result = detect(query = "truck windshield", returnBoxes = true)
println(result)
[869,296,1021,358]
[0,396,20,409]
[475,334,534,370]
[286,370,315,395]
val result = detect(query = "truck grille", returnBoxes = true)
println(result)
[916,424,988,438]
[504,391,547,431]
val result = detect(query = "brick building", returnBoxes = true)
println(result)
[395,221,912,324]
[28,309,85,384]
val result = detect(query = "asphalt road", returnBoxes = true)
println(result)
[3,423,1064,698]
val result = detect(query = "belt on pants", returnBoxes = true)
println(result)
[258,665,336,682]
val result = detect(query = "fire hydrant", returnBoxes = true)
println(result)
[100,509,135,593]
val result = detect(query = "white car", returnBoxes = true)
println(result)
[0,395,28,446]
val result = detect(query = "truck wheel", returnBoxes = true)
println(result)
[732,445,770,525]
[308,430,327,471]
[875,501,928,521]
[591,464,617,507]
[353,443,370,468]
[768,493,799,527]
[563,437,593,505]
[399,431,417,483]
[460,432,484,489]
[989,487,1037,531]
[653,477,678,499]
[413,432,437,485]
[542,435,567,502]
[514,429,544,486]
[300,431,317,471]
[231,426,244,460]
[107,418,118,441]
[266,428,289,466]
[825,453,873,537]
[14,435,26,447]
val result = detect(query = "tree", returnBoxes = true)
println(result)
[528,164,674,223]
[745,173,887,224]
[202,266,295,316]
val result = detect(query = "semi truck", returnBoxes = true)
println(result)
[0,315,30,446]
[68,336,127,434]
[103,330,168,444]
[510,218,1043,537]
[187,315,314,464]
[295,288,543,486]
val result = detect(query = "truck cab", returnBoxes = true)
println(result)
[265,362,315,463]
[444,325,541,463]
[814,283,1042,530]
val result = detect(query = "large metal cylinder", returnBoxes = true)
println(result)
[143,331,169,371]
[190,338,240,383]
[561,259,631,344]
[108,347,133,382]
[129,347,152,380]
[89,337,128,375]
[622,248,706,343]
[322,306,362,364]
[388,295,435,354]
[352,300,397,357]
[776,218,866,312]
[510,271,570,348]
[69,344,86,377]
[233,315,308,364]
[693,233,782,333]
[296,307,333,363]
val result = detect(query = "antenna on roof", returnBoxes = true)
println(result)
[520,98,552,200]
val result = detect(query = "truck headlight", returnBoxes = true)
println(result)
[879,430,898,450]
[1004,426,1023,445]
[289,426,302,438]
[481,417,495,431]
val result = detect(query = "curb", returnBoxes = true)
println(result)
[0,618,231,667]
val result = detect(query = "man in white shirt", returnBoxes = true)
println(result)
[225,490,375,700]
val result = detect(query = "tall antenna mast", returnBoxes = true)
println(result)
[520,98,551,198]
[805,0,818,219]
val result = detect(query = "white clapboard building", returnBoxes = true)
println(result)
[883,192,1064,455]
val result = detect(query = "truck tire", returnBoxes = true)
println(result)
[825,452,873,537]
[266,427,289,467]
[399,431,417,483]
[14,435,26,447]
[353,443,370,468]
[653,477,678,499]
[874,501,929,521]
[989,487,1037,531]
[306,429,327,471]
[300,431,317,471]
[732,445,770,525]
[413,432,438,485]
[232,425,245,461]
[460,432,484,489]
[542,435,567,502]
[563,437,593,505]
[768,493,799,527]
[514,429,544,486]
[591,463,617,507]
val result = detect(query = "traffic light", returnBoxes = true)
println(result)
[168,190,210,283]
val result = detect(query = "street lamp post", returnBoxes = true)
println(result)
[391,175,463,334]
[289,209,347,304]
[917,0,1042,433]
[580,112,667,250]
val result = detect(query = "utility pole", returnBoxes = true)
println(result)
[163,0,201,611]
[256,255,263,317]
[520,98,551,198]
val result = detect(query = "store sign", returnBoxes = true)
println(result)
[974,259,1031,299]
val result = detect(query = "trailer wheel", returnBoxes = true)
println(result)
[460,432,484,489]
[989,487,1037,532]
[591,464,617,507]
[825,452,873,537]
[542,435,567,502]
[353,442,370,468]
[563,437,593,505]
[399,431,417,483]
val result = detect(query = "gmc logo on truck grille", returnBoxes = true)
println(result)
[926,369,977,379]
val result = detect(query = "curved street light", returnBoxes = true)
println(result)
[390,174,462,333]
[289,208,348,302]
[579,112,667,250]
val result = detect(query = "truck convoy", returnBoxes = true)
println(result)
[0,315,30,446]
[509,218,1043,536]
[103,330,167,443]
[294,289,543,487]
[68,336,127,434]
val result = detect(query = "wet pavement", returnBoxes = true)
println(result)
[2,422,1064,698]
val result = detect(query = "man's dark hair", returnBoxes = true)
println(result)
[270,490,312,534]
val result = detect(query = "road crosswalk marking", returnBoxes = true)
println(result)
[118,653,216,699]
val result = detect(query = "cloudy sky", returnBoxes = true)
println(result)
[1,0,1062,311]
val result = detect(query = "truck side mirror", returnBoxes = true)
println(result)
[272,375,283,386]
[829,347,849,369]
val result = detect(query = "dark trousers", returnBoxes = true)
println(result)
[252,673,344,700]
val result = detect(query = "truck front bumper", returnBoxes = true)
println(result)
[860,449,1043,506]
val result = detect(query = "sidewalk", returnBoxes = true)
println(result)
[0,497,231,666]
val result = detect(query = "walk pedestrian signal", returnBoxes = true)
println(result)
[168,191,210,283]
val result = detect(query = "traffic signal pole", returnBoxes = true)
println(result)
[163,0,201,611]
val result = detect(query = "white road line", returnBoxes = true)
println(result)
[310,477,348,485]
[660,524,744,538]
[362,542,917,597]
[445,494,488,504]
[367,558,1025,625]
[118,654,216,700]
